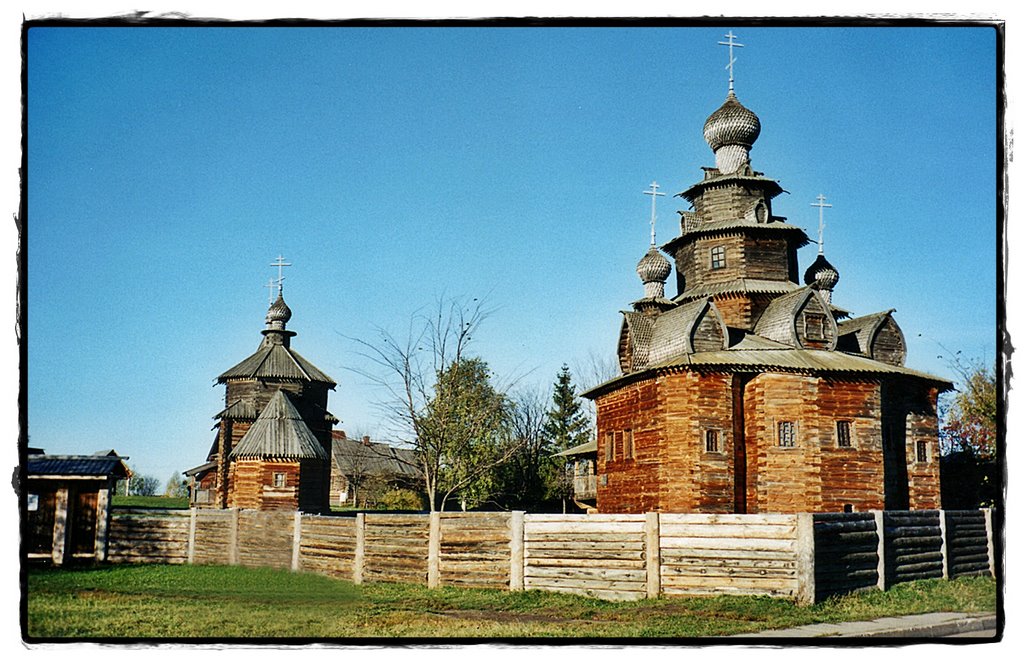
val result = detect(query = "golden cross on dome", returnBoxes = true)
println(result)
[718,31,744,92]
[643,181,666,245]
[811,194,833,255]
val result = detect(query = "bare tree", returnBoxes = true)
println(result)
[351,297,522,512]
[571,347,620,426]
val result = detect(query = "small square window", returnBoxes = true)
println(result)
[778,421,796,448]
[710,246,726,270]
[916,441,928,463]
[836,421,852,448]
[705,429,720,452]
[805,313,826,341]
[273,472,286,488]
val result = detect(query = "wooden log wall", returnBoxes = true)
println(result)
[362,514,431,585]
[884,510,944,585]
[106,509,190,564]
[439,512,512,590]
[660,513,801,599]
[944,510,992,578]
[298,515,357,579]
[812,512,880,601]
[236,510,295,570]
[523,514,649,601]
[191,509,234,564]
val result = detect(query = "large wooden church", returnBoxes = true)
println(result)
[582,45,952,515]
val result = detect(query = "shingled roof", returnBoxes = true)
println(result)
[229,389,328,460]
[218,344,335,386]
[837,309,897,354]
[331,432,421,480]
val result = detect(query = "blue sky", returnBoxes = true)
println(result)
[25,25,997,482]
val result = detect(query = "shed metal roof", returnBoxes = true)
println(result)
[27,454,130,479]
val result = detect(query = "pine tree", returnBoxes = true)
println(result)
[543,365,591,508]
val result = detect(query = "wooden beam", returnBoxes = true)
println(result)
[509,511,524,591]
[94,484,111,562]
[645,511,660,599]
[428,512,440,588]
[872,510,886,591]
[187,507,197,564]
[291,510,302,572]
[52,487,70,566]
[354,513,365,584]
[794,512,815,605]
[983,507,996,578]
[229,507,240,566]
[938,509,949,580]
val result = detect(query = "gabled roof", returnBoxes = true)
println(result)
[229,390,328,461]
[331,432,421,479]
[27,453,131,479]
[753,287,837,350]
[218,344,335,387]
[648,298,727,364]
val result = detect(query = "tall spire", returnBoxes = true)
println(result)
[718,31,744,93]
[643,181,665,246]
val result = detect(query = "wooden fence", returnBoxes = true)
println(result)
[104,508,996,604]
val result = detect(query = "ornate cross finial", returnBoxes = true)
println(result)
[811,194,833,255]
[643,181,666,245]
[265,278,279,305]
[718,31,744,93]
[270,255,291,294]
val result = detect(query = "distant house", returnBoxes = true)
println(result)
[25,449,131,565]
[554,440,597,512]
[329,430,422,508]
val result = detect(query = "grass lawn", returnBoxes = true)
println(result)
[111,496,189,509]
[25,563,996,640]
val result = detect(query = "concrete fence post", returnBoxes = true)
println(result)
[872,510,886,591]
[229,508,240,566]
[509,511,525,591]
[937,509,949,579]
[291,510,302,572]
[795,513,816,605]
[428,512,441,588]
[645,512,661,599]
[983,508,996,578]
[187,507,197,564]
[354,513,366,585]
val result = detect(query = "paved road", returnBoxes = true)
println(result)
[730,612,998,640]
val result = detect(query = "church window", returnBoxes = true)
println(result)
[605,431,615,462]
[273,472,286,488]
[624,429,635,459]
[777,421,796,447]
[710,246,726,270]
[755,202,768,223]
[805,313,826,341]
[836,420,852,448]
[705,429,721,452]
[916,441,928,463]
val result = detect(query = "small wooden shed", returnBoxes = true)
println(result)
[25,449,130,565]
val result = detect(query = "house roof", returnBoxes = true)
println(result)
[184,461,217,477]
[837,309,896,354]
[331,432,421,479]
[585,340,953,399]
[218,344,335,387]
[674,278,801,302]
[214,398,339,425]
[554,439,597,457]
[27,453,131,479]
[229,389,328,460]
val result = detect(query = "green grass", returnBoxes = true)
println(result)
[112,496,189,509]
[25,564,997,640]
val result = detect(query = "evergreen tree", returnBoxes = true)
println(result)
[543,365,591,508]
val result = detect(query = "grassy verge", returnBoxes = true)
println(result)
[111,496,189,509]
[25,563,996,640]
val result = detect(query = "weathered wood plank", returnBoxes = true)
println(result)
[660,523,797,539]
[660,536,796,552]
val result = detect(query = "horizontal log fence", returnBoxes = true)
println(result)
[103,508,995,604]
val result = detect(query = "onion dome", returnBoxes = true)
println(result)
[703,91,761,173]
[637,246,671,299]
[266,292,293,326]
[804,253,840,303]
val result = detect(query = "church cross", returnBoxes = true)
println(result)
[270,255,291,293]
[718,31,744,92]
[643,181,666,245]
[811,194,833,255]
[265,278,279,305]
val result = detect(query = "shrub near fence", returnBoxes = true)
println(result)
[104,508,996,604]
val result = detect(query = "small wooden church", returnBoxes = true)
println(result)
[188,286,338,512]
[582,47,952,515]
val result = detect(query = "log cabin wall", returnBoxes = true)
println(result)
[595,378,664,513]
[814,379,886,512]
